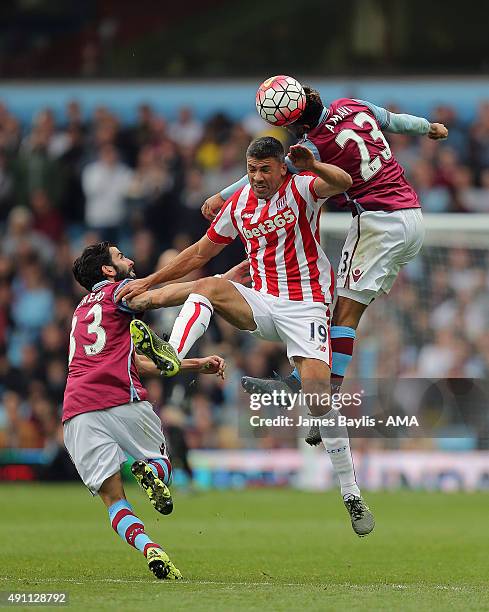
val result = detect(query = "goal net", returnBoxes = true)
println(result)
[321,212,489,381]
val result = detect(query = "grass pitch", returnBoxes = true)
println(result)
[1,483,488,611]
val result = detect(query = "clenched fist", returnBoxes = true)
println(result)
[428,123,448,140]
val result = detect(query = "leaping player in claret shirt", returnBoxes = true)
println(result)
[198,82,448,534]
[63,241,237,580]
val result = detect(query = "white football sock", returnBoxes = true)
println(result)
[169,293,213,358]
[319,409,360,498]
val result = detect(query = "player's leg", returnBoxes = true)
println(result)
[105,402,182,578]
[63,411,181,579]
[295,354,374,536]
[105,401,174,515]
[330,296,367,385]
[273,301,374,536]
[272,303,360,497]
[168,277,257,359]
[99,471,181,580]
[293,356,374,535]
[303,295,367,446]
[297,209,422,444]
[281,296,368,514]
[132,277,257,368]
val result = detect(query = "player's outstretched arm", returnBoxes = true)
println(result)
[357,99,448,139]
[122,261,250,312]
[123,281,195,312]
[116,236,226,303]
[181,355,226,379]
[288,144,352,197]
[126,266,250,311]
[136,352,225,379]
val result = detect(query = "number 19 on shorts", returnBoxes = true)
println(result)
[309,322,328,343]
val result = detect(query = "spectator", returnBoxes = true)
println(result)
[14,120,64,205]
[30,189,64,243]
[126,145,172,211]
[410,160,452,212]
[169,107,203,148]
[2,207,55,265]
[81,143,133,240]
[0,152,13,222]
[454,167,489,212]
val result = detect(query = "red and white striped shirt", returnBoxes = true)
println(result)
[207,172,334,304]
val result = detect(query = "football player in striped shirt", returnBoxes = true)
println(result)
[117,137,375,534]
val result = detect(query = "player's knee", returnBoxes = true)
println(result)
[193,276,221,301]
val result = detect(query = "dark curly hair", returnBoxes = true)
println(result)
[72,241,114,291]
[289,86,325,136]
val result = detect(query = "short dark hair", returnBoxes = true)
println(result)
[246,136,285,162]
[295,86,324,129]
[72,241,114,291]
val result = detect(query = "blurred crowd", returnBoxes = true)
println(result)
[0,98,489,459]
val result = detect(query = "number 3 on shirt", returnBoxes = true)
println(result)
[68,303,107,365]
[335,111,392,181]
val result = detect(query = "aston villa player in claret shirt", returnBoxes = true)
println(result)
[200,81,448,536]
[63,242,227,580]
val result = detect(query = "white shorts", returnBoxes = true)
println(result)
[63,401,168,495]
[231,282,332,367]
[336,208,424,305]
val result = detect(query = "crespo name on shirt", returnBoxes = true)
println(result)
[78,290,105,309]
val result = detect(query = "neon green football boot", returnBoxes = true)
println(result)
[131,460,173,515]
[130,319,180,377]
[145,546,182,580]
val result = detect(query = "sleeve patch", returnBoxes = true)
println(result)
[113,280,139,314]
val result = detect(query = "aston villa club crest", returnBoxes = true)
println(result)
[351,268,363,282]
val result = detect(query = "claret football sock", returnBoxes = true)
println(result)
[169,293,213,359]
[147,458,172,485]
[330,325,356,393]
[108,499,161,556]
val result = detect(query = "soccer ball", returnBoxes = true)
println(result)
[255,75,306,127]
